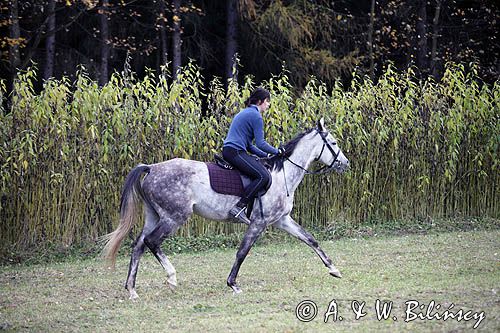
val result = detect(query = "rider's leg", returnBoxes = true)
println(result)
[222,147,270,223]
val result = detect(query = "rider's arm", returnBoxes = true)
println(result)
[252,115,279,155]
[248,144,267,158]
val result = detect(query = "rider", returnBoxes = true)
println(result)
[223,87,284,224]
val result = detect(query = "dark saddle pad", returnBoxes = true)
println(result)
[206,154,272,197]
[206,162,248,196]
[207,155,272,219]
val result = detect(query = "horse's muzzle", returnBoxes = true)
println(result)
[334,160,349,174]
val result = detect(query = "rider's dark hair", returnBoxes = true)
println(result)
[245,88,270,107]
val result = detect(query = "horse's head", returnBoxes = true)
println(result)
[313,118,349,174]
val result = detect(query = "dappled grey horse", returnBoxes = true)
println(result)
[102,118,349,299]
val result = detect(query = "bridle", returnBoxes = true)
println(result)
[285,129,341,175]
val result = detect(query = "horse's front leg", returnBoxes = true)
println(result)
[227,221,266,294]
[273,215,342,278]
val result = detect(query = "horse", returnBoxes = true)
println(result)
[102,118,349,299]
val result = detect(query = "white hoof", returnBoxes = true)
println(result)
[167,276,177,290]
[231,285,243,295]
[129,289,139,300]
[329,267,342,278]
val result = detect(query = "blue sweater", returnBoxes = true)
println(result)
[223,105,279,158]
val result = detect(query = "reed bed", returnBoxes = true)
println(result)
[0,62,498,250]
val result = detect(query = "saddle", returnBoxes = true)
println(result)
[206,154,272,218]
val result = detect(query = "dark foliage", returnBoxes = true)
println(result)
[1,0,498,94]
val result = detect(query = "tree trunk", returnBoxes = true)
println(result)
[8,0,21,75]
[416,0,428,72]
[172,0,182,79]
[367,0,376,80]
[99,0,110,86]
[43,0,56,81]
[225,0,238,85]
[159,0,169,68]
[430,0,442,78]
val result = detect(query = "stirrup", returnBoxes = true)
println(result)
[229,206,251,224]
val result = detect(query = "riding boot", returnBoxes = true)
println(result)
[229,201,251,225]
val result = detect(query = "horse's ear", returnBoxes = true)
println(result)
[317,117,325,131]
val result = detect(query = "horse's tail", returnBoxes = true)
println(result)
[101,164,152,268]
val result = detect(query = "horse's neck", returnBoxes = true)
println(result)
[282,137,317,193]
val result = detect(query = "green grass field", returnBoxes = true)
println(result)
[1,230,498,332]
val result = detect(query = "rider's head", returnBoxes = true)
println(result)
[245,88,271,109]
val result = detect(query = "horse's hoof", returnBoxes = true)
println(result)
[329,268,342,278]
[129,289,139,300]
[167,277,177,290]
[230,285,242,294]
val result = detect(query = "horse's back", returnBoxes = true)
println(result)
[142,158,240,220]
[150,157,206,172]
[141,158,206,198]
[143,158,207,185]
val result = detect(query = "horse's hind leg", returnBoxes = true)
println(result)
[144,218,182,290]
[150,247,177,289]
[124,207,158,299]
[125,232,147,299]
[274,215,342,278]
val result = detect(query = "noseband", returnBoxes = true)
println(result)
[285,129,340,175]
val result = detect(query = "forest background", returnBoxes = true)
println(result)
[0,0,498,256]
[2,0,499,91]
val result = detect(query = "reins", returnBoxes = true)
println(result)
[264,129,341,197]
[284,130,340,176]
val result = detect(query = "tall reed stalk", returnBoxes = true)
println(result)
[0,62,498,251]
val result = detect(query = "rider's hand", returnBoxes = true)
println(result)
[278,147,286,156]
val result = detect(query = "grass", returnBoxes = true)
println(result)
[2,216,498,266]
[1,229,499,332]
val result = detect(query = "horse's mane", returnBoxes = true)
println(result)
[266,128,315,172]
